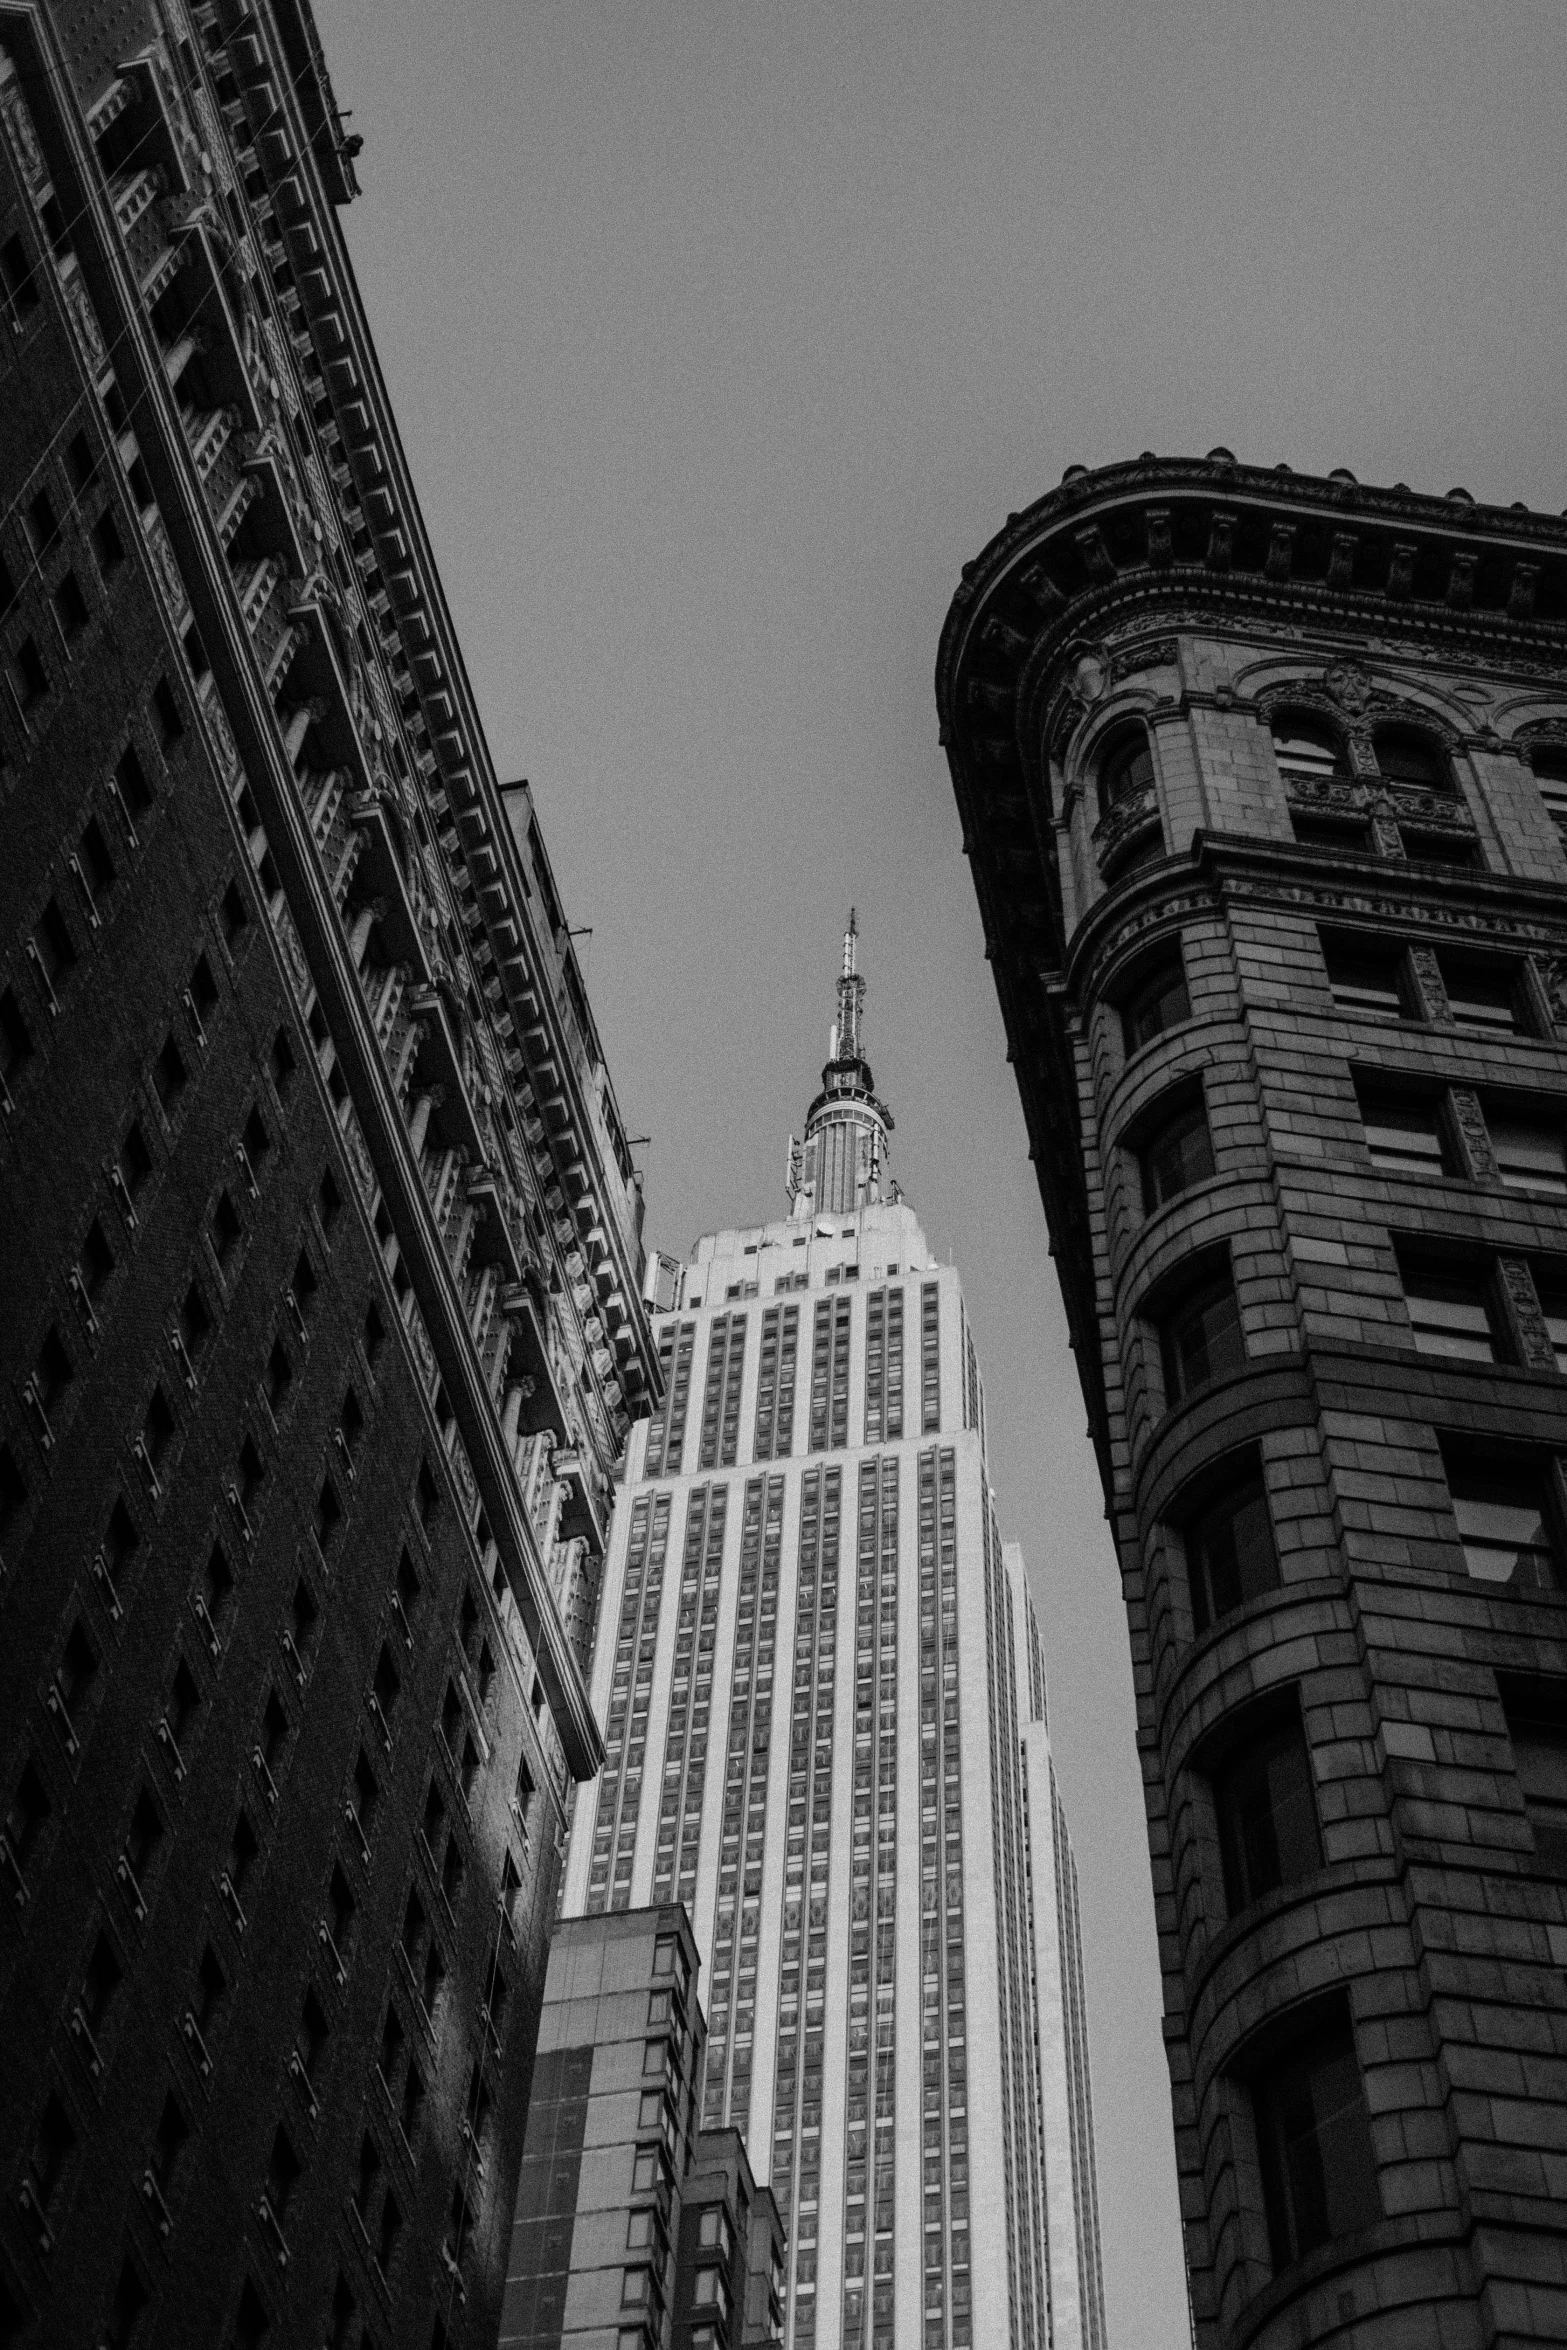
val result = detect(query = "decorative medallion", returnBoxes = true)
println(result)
[1067,644,1108,706]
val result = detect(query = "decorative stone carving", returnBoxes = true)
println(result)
[339,1105,379,1209]
[1285,777,1367,820]
[1407,944,1451,1024]
[1324,660,1373,717]
[1384,784,1476,834]
[1449,1089,1500,1183]
[407,1302,438,1398]
[981,614,1028,660]
[261,316,299,415]
[269,903,314,1014]
[197,677,240,784]
[1263,523,1295,581]
[1075,526,1115,587]
[1543,960,1567,1030]
[191,88,232,191]
[1112,638,1177,680]
[1017,562,1065,616]
[0,69,46,188]
[1499,1258,1557,1373]
[1092,784,1159,866]
[449,1435,478,1522]
[1144,509,1172,568]
[62,270,106,369]
[142,512,190,627]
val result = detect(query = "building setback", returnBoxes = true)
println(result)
[937,453,1567,2346]
[559,923,1108,2350]
[0,4,657,2346]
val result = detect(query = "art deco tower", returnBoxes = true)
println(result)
[939,453,1567,2349]
[559,922,1108,2350]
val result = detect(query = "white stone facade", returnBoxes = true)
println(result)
[563,1157,1107,2350]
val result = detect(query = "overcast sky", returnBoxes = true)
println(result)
[314,2,1567,2335]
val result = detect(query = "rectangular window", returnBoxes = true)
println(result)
[1440,955,1530,1036]
[1443,1456,1558,1590]
[1213,1707,1321,1914]
[1536,1280,1567,1374]
[1139,1094,1214,1213]
[1401,827,1478,869]
[1184,1466,1279,1634]
[1501,1686,1567,1873]
[1121,946,1190,1056]
[1252,2004,1380,2273]
[920,1282,941,1433]
[1488,1114,1567,1196]
[1291,810,1371,855]
[1159,1269,1244,1406]
[1399,1261,1498,1362]
[1321,930,1408,1022]
[1537,766,1567,842]
[1357,1089,1450,1178]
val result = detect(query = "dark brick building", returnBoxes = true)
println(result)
[0,4,657,2346]
[938,454,1567,2347]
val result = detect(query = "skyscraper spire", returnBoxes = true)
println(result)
[835,906,864,1066]
[787,911,895,1218]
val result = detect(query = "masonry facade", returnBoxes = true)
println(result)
[0,5,656,2346]
[560,926,1108,2350]
[938,454,1567,2347]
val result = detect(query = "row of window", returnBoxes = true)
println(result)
[0,398,138,738]
[1116,921,1548,1082]
[1090,707,1567,877]
[1125,1066,1567,1250]
[649,1281,944,1474]
[1185,1667,1567,2277]
[11,1630,508,2348]
[1176,1428,1560,1644]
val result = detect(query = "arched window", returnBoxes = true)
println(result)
[1375,725,1449,791]
[1098,726,1154,820]
[1270,714,1345,791]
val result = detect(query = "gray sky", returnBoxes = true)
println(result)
[315,2,1567,2336]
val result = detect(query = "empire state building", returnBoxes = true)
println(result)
[561,921,1108,2350]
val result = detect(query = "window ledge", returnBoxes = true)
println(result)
[1223,2208,1466,2350]
[1185,1856,1399,2022]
